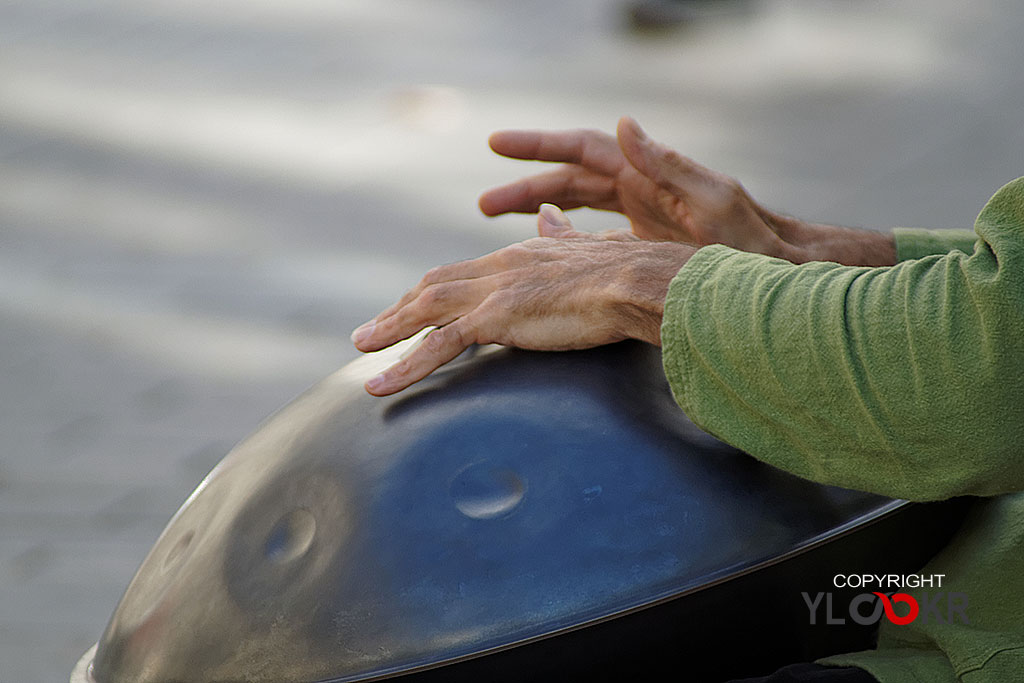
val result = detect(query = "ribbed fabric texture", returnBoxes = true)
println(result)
[660,178,1024,682]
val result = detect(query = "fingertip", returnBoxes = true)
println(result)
[537,203,575,238]
[617,116,663,181]
[350,320,376,349]
[539,203,570,227]
[487,130,513,153]
[478,186,518,217]
[478,191,499,216]
[617,116,645,141]
[479,181,532,217]
[616,117,646,164]
[364,374,391,396]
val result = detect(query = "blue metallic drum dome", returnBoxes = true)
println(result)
[71,340,966,683]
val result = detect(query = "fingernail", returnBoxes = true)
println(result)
[350,321,375,345]
[365,373,386,393]
[539,203,569,227]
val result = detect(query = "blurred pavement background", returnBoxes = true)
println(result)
[2,0,1023,680]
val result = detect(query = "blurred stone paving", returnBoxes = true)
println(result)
[1,0,1023,680]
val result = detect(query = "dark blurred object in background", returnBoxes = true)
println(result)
[627,0,751,30]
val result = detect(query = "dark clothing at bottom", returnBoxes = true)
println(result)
[729,662,878,682]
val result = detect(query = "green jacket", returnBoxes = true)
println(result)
[660,178,1024,682]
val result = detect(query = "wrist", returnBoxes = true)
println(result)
[610,242,696,346]
[766,212,897,266]
[798,227,896,266]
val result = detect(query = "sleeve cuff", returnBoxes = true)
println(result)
[892,228,978,262]
[659,244,740,425]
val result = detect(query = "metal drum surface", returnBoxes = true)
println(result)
[73,339,967,683]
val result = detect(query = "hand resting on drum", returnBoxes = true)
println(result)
[350,204,694,396]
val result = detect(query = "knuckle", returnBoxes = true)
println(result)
[451,322,473,348]
[484,289,514,312]
[580,128,609,147]
[564,171,582,197]
[418,282,451,308]
[658,146,682,166]
[389,359,411,378]
[421,265,446,285]
[722,178,746,202]
[520,237,548,250]
[424,323,470,356]
[369,316,390,339]
[497,243,531,264]
[423,327,449,353]
[577,131,597,156]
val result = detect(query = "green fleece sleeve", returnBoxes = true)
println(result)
[660,178,1024,501]
[892,227,978,261]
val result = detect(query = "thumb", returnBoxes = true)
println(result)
[538,203,580,238]
[616,116,700,193]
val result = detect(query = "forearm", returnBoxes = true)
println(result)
[663,248,1024,500]
[765,211,978,266]
[661,178,1024,500]
[767,213,898,266]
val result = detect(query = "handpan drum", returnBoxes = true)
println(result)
[71,339,967,683]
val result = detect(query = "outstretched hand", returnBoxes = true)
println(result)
[479,117,896,266]
[480,117,792,257]
[352,205,694,396]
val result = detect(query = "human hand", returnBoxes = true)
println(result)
[351,205,695,396]
[479,117,896,266]
[480,116,792,256]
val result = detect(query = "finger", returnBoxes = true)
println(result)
[596,228,639,242]
[479,167,619,216]
[353,274,499,352]
[364,319,475,396]
[537,203,583,239]
[616,116,707,196]
[488,129,623,174]
[351,258,498,341]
